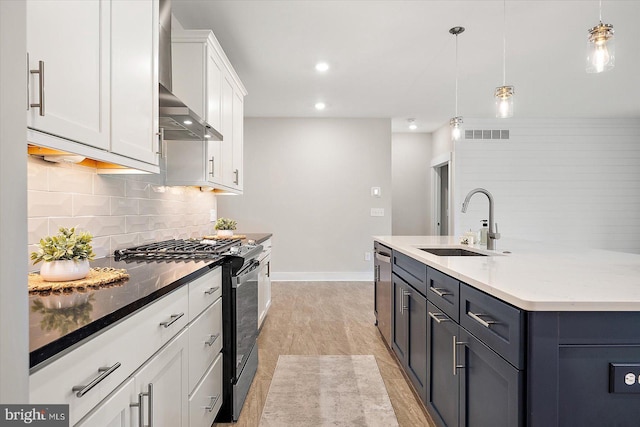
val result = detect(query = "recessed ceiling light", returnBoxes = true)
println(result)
[315,62,329,72]
[408,118,417,130]
[183,120,193,125]
[315,102,326,110]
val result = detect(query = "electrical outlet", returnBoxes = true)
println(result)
[209,209,217,222]
[364,252,372,261]
[370,208,384,217]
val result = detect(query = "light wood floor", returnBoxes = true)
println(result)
[214,281,435,427]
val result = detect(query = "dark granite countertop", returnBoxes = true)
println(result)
[29,233,273,371]
[29,256,221,371]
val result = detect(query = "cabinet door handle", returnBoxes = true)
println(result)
[130,383,153,426]
[452,336,467,376]
[204,286,220,295]
[467,311,497,328]
[428,311,450,324]
[155,128,165,158]
[209,157,215,177]
[374,265,380,282]
[72,362,121,397]
[267,261,270,278]
[203,394,221,412]
[401,290,410,313]
[429,286,453,298]
[233,169,239,185]
[29,58,45,116]
[159,312,184,328]
[205,333,220,347]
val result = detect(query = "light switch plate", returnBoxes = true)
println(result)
[371,187,382,198]
[371,208,384,217]
[209,209,217,222]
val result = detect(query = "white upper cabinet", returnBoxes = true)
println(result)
[110,0,159,165]
[27,0,110,150]
[26,0,160,173]
[167,29,246,193]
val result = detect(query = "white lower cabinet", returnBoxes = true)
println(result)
[34,267,224,427]
[258,239,272,328]
[189,353,223,427]
[75,378,135,427]
[134,329,189,427]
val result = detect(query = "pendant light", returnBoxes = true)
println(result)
[495,0,514,118]
[449,26,464,142]
[586,0,614,73]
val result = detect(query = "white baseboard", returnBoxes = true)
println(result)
[270,272,373,282]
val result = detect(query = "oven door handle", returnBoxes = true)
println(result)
[234,260,260,287]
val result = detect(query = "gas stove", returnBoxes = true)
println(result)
[113,238,242,262]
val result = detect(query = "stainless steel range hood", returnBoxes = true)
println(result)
[158,0,222,142]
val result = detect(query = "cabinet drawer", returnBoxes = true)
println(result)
[189,266,222,321]
[392,251,427,296]
[427,267,460,322]
[30,285,189,425]
[188,297,222,392]
[460,283,525,369]
[189,353,223,427]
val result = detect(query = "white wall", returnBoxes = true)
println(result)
[392,132,432,235]
[27,157,218,269]
[217,118,392,280]
[454,118,640,254]
[0,0,28,402]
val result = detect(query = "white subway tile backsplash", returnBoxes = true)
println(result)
[29,191,73,217]
[111,197,139,216]
[28,218,49,245]
[94,175,126,197]
[72,194,111,216]
[110,233,138,252]
[91,236,111,258]
[48,166,93,194]
[28,161,217,259]
[125,180,150,198]
[125,216,150,233]
[27,158,49,191]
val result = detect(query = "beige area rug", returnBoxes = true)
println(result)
[259,355,399,426]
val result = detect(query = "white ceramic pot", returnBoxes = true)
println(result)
[216,230,234,238]
[40,259,90,282]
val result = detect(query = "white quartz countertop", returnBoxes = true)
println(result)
[373,236,640,311]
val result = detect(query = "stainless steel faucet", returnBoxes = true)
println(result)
[461,188,500,250]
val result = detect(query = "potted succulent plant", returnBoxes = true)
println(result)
[214,217,237,238]
[30,227,96,282]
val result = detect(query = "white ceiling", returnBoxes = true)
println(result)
[172,0,640,132]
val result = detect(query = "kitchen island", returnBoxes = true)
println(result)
[374,235,640,427]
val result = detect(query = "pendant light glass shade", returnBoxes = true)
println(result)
[450,116,463,141]
[586,23,615,73]
[494,85,514,118]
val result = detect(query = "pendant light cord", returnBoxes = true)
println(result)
[502,0,506,86]
[599,0,602,22]
[455,33,459,116]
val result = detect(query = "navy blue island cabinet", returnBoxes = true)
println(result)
[388,249,640,427]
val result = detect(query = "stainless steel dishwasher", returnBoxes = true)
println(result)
[374,242,392,346]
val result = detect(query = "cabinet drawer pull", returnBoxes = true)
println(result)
[467,311,497,328]
[204,286,220,295]
[429,286,453,298]
[159,312,184,328]
[428,311,450,324]
[203,394,221,412]
[72,362,121,397]
[205,333,220,347]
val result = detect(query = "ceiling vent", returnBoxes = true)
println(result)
[464,129,510,140]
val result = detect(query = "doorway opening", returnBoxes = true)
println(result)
[432,155,451,236]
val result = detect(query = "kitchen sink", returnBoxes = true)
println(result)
[419,248,487,257]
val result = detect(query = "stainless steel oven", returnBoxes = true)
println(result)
[219,245,262,422]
